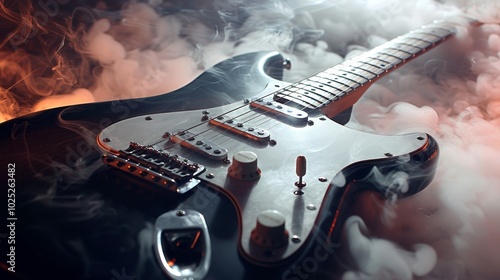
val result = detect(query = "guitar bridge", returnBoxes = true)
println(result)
[102,142,205,194]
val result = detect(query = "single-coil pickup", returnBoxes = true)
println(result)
[171,131,228,160]
[250,99,308,125]
[102,142,205,194]
[209,116,270,142]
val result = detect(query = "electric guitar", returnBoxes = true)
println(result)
[1,18,467,280]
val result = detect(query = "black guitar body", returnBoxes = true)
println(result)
[0,52,438,280]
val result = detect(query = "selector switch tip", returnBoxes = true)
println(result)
[228,151,261,180]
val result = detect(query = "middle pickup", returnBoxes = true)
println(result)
[209,116,270,143]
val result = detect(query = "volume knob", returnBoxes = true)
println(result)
[228,151,261,180]
[250,210,289,248]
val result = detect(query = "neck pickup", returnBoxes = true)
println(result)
[250,98,308,126]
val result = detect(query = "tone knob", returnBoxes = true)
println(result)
[228,151,261,180]
[250,210,289,248]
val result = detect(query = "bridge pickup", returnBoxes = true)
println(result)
[171,131,228,160]
[250,99,308,126]
[209,116,270,143]
[102,142,205,194]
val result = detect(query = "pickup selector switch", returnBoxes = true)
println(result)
[250,210,289,248]
[228,151,261,180]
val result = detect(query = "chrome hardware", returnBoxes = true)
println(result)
[209,116,270,143]
[154,210,211,280]
[102,142,205,194]
[171,131,228,160]
[250,98,308,126]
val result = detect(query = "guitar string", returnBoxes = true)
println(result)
[154,83,311,151]
[156,83,309,149]
[193,30,435,145]
[146,24,454,152]
[152,51,412,150]
[156,67,360,151]
[168,24,460,161]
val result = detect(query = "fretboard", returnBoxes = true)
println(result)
[274,19,466,118]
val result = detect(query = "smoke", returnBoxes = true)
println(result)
[2,0,500,279]
[329,1,500,279]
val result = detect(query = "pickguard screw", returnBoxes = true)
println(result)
[319,117,326,121]
[417,136,425,140]
[223,158,231,164]
[145,116,153,121]
[269,139,277,146]
[176,210,186,216]
[206,173,215,179]
[385,153,393,157]
[294,190,304,195]
[202,110,210,115]
[318,177,328,182]
[244,99,250,104]
[308,120,314,126]
[283,58,292,70]
[162,132,171,138]
[103,138,111,142]
[291,235,301,243]
[201,115,209,121]
[306,204,317,210]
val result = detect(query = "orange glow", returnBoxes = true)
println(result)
[190,231,201,249]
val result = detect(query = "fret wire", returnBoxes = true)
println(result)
[404,33,436,44]
[274,20,458,111]
[335,68,371,83]
[331,69,366,85]
[324,78,354,93]
[417,32,450,43]
[367,55,392,64]
[392,43,422,53]
[348,61,384,76]
[345,61,378,76]
[318,72,354,88]
[384,44,413,55]
[365,56,397,70]
[358,59,393,72]
[310,75,346,91]
[290,86,331,103]
[302,79,344,96]
[291,85,335,102]
[407,32,446,44]
[382,49,413,60]
[370,52,404,64]
[387,44,420,55]
[420,29,453,38]
[338,64,377,83]
[274,93,315,109]
[277,89,319,107]
[311,75,351,93]
[324,71,360,89]
[278,90,325,107]
[300,83,341,100]
[417,26,451,38]
[394,37,431,49]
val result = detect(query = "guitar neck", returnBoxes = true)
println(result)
[274,18,472,118]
